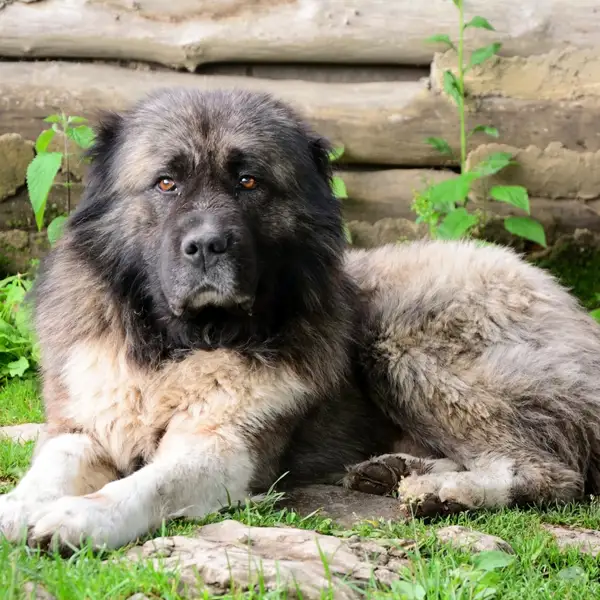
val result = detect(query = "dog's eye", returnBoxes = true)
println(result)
[239,175,257,190]
[156,177,177,193]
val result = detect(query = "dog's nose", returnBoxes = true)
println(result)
[181,226,229,267]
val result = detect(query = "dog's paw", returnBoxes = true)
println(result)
[0,493,50,542]
[398,474,471,519]
[344,454,411,496]
[28,495,124,551]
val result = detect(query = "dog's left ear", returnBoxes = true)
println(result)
[309,135,334,184]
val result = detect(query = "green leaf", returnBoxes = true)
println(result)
[469,43,502,68]
[425,34,456,50]
[590,309,600,323]
[47,215,68,246]
[67,116,88,124]
[472,550,516,572]
[390,581,426,600]
[490,185,530,214]
[7,356,29,378]
[331,176,348,199]
[557,566,588,582]
[436,208,479,240]
[472,151,514,177]
[35,129,56,154]
[428,173,478,212]
[426,136,453,156]
[470,125,499,138]
[343,222,352,244]
[26,152,63,231]
[66,125,95,150]
[443,70,463,106]
[328,145,345,162]
[504,216,547,247]
[464,16,495,31]
[43,114,62,124]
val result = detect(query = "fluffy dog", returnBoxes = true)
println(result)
[1,88,600,550]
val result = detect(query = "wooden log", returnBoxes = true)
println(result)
[1,1,599,70]
[2,61,600,167]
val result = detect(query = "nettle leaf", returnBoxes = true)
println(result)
[443,70,463,106]
[470,125,499,138]
[66,125,96,150]
[490,185,530,214]
[429,173,477,212]
[35,129,56,154]
[464,16,495,31]
[469,43,502,68]
[7,356,29,378]
[43,114,62,124]
[473,152,514,177]
[472,551,516,572]
[436,208,479,240]
[426,34,456,50]
[68,116,88,124]
[504,216,547,247]
[47,215,68,246]
[328,145,345,162]
[426,136,454,156]
[26,152,63,231]
[331,175,348,199]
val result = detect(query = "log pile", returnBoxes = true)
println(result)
[1,0,600,266]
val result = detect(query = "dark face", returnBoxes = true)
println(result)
[68,88,344,350]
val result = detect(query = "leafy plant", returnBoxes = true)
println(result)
[26,113,95,247]
[414,1,546,248]
[0,272,38,383]
[328,145,352,244]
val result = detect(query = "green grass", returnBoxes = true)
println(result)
[1,378,600,599]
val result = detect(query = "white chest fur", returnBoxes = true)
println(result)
[60,340,311,472]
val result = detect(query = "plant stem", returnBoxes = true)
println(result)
[62,114,71,215]
[457,0,467,173]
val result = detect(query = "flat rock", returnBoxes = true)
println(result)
[542,524,600,556]
[435,526,514,554]
[124,519,414,599]
[0,423,44,443]
[278,484,406,528]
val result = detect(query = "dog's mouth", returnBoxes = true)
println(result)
[168,285,254,317]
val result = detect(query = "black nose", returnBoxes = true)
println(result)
[181,226,229,267]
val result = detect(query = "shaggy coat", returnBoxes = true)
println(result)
[1,88,600,550]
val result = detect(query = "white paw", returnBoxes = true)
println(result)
[28,495,127,550]
[0,492,52,542]
[398,473,444,502]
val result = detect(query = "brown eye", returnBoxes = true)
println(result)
[239,175,257,190]
[157,177,177,193]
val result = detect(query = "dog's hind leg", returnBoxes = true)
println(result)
[396,452,584,518]
[343,453,464,496]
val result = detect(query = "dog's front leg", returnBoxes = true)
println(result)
[0,433,117,542]
[27,426,253,550]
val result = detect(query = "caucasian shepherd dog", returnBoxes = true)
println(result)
[2,88,600,550]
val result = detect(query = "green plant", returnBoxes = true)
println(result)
[413,1,546,248]
[328,145,352,244]
[26,113,95,247]
[0,271,39,383]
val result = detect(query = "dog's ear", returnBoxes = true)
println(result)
[308,135,334,185]
[85,110,124,167]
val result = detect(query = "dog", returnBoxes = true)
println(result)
[1,88,600,551]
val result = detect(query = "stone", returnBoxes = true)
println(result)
[435,526,514,554]
[347,218,428,248]
[279,484,407,528]
[542,524,600,556]
[0,423,44,443]
[22,582,55,600]
[0,133,33,201]
[123,519,414,599]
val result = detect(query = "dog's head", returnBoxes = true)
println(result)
[67,88,345,350]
